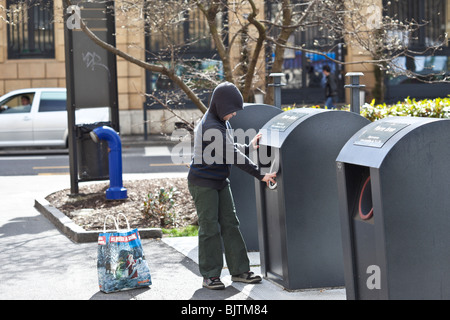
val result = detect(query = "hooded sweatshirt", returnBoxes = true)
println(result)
[188,82,265,190]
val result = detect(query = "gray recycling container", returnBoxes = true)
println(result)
[229,103,282,251]
[336,116,450,300]
[76,122,110,181]
[255,108,370,290]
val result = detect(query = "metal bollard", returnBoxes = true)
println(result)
[345,72,366,114]
[269,73,286,109]
[90,126,128,200]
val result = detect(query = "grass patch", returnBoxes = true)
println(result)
[162,225,199,237]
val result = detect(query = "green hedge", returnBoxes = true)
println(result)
[361,96,450,122]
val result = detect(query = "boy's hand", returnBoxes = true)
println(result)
[262,172,277,187]
[251,133,262,150]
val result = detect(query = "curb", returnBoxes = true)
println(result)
[34,197,162,243]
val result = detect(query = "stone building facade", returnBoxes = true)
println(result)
[0,0,448,135]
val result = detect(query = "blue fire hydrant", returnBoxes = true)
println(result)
[90,126,127,200]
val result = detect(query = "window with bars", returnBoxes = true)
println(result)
[264,0,345,104]
[144,2,223,97]
[145,4,216,57]
[6,0,55,59]
[383,0,449,101]
[384,0,448,49]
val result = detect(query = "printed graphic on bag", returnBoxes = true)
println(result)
[97,229,152,293]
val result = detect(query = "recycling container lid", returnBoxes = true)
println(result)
[259,108,326,148]
[336,116,441,168]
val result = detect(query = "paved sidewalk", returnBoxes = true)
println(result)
[0,172,345,300]
[0,173,249,300]
[162,236,345,300]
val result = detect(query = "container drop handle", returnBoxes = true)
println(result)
[268,158,278,190]
[358,176,374,220]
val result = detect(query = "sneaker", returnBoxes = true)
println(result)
[203,277,225,290]
[231,271,262,284]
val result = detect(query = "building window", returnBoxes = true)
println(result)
[6,0,55,59]
[384,0,447,49]
[383,0,449,101]
[145,3,216,58]
[144,2,223,108]
[265,0,345,104]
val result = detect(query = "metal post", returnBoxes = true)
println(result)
[269,73,285,109]
[345,72,365,114]
[105,1,120,133]
[143,104,149,140]
[63,1,78,195]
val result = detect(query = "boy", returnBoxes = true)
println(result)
[188,82,276,290]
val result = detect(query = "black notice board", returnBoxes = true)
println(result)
[64,0,119,194]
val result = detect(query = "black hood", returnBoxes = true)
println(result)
[208,82,244,120]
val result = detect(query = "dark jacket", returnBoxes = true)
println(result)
[325,73,338,98]
[188,82,265,190]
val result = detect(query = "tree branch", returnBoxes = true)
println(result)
[65,0,208,113]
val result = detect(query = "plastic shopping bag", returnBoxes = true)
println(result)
[97,214,152,293]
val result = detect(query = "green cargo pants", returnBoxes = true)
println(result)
[188,182,250,279]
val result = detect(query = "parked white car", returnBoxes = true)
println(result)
[0,88,110,148]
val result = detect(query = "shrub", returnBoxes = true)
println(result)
[361,96,450,122]
[143,187,178,227]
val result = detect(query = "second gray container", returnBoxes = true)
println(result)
[255,108,370,290]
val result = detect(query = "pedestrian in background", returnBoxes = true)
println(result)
[322,65,338,109]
